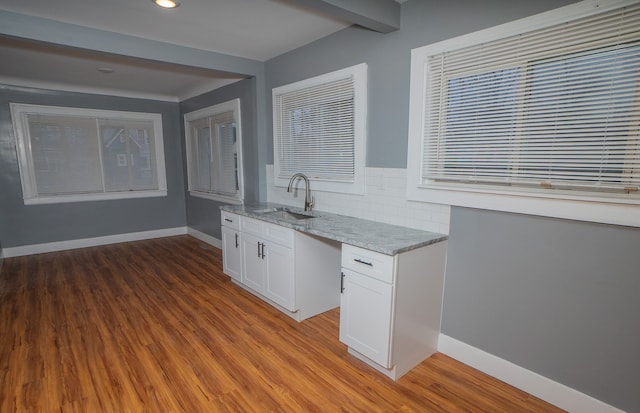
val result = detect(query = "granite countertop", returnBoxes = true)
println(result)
[220,203,448,256]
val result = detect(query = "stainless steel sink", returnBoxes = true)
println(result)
[251,207,319,221]
[265,210,314,220]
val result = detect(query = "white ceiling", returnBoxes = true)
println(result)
[0,36,248,101]
[0,0,362,100]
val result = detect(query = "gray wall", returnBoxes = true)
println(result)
[264,1,639,411]
[443,207,640,412]
[179,78,258,239]
[0,9,270,203]
[265,0,577,168]
[0,9,270,248]
[0,84,186,248]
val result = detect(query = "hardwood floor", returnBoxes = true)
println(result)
[0,235,563,412]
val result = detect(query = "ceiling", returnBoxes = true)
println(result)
[0,35,249,101]
[0,0,397,101]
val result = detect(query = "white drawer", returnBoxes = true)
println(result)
[241,216,264,236]
[264,221,294,248]
[221,211,240,230]
[341,244,395,283]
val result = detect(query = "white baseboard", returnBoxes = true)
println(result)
[2,227,188,258]
[437,334,624,413]
[186,227,222,249]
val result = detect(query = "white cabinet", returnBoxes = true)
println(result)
[221,210,341,322]
[264,241,294,310]
[241,232,265,291]
[240,216,295,311]
[221,211,242,282]
[222,208,447,379]
[339,267,393,367]
[339,241,447,380]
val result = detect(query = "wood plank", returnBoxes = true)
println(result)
[0,236,564,412]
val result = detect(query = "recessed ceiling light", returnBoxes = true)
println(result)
[153,0,180,9]
[97,67,115,74]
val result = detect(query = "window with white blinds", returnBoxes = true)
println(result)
[407,0,640,227]
[184,99,243,203]
[10,103,166,205]
[272,63,367,194]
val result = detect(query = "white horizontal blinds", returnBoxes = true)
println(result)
[424,4,640,193]
[210,111,238,196]
[520,45,640,190]
[26,114,103,195]
[188,111,238,196]
[190,117,212,192]
[99,118,157,192]
[275,76,355,181]
[26,113,160,197]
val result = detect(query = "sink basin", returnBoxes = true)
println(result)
[252,207,319,221]
[265,210,314,220]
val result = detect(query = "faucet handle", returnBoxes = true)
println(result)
[305,195,314,211]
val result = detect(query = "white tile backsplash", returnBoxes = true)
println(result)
[266,165,450,234]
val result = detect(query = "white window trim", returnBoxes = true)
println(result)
[183,98,244,204]
[406,0,640,228]
[10,103,167,205]
[272,63,367,195]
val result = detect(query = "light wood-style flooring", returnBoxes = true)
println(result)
[0,235,564,412]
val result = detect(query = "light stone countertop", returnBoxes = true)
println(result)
[220,203,448,256]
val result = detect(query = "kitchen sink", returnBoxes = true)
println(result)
[265,210,314,220]
[252,207,319,221]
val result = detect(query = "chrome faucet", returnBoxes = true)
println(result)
[287,173,314,211]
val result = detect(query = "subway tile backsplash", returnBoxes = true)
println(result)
[266,165,450,235]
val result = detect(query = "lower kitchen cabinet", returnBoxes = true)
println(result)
[241,232,266,293]
[221,207,448,379]
[264,241,294,310]
[224,213,341,321]
[241,217,295,311]
[241,231,294,310]
[339,241,448,380]
[221,212,242,282]
[339,267,393,367]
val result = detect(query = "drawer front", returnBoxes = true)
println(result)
[221,211,240,230]
[341,244,395,283]
[264,221,294,248]
[241,216,264,237]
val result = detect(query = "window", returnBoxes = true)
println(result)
[10,103,167,204]
[184,99,243,203]
[407,1,640,227]
[273,63,367,194]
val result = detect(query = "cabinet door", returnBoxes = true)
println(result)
[264,242,295,311]
[221,226,242,282]
[241,233,265,293]
[339,268,394,367]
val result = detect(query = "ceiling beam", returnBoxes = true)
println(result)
[294,0,400,33]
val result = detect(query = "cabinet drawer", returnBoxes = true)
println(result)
[264,221,294,248]
[221,211,240,230]
[239,216,293,248]
[342,244,395,283]
[241,216,264,236]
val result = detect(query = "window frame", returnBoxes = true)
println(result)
[406,0,640,227]
[183,98,244,204]
[10,103,167,205]
[272,63,367,195]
